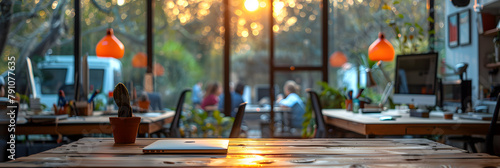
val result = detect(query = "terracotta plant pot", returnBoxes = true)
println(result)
[109,117,141,144]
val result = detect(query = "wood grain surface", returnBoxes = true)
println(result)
[1,138,499,167]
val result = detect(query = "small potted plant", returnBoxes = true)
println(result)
[109,83,141,144]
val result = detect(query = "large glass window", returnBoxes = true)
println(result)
[79,0,145,110]
[328,0,436,100]
[155,0,224,109]
[2,0,75,109]
[230,0,270,105]
[1,0,446,137]
[274,0,322,66]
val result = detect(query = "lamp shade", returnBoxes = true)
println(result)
[329,51,348,67]
[368,32,394,62]
[132,52,147,68]
[96,28,125,59]
[153,63,165,76]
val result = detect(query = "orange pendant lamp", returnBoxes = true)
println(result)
[96,28,125,59]
[132,52,147,68]
[153,63,165,76]
[329,51,348,67]
[368,32,395,61]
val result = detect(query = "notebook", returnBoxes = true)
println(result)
[143,139,229,154]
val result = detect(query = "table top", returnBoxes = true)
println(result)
[17,111,174,125]
[323,109,492,124]
[322,109,494,135]
[14,112,174,136]
[1,138,499,167]
[245,105,291,113]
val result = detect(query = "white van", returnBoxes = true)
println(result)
[37,56,122,109]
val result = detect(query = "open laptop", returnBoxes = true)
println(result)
[143,139,229,154]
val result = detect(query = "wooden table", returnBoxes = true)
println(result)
[323,109,494,136]
[245,105,291,133]
[1,138,499,167]
[15,112,174,136]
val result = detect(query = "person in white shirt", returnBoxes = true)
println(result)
[276,80,305,130]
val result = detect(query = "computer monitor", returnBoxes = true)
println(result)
[393,53,438,106]
[254,84,279,104]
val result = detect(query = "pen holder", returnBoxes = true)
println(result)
[75,101,93,116]
[345,99,353,111]
[54,105,70,115]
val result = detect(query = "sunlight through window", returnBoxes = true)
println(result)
[245,0,259,11]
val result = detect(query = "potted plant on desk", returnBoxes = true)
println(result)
[109,83,141,144]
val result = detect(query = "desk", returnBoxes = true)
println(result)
[1,138,499,167]
[15,112,174,136]
[323,109,493,136]
[245,105,291,133]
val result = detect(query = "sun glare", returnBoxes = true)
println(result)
[245,0,259,11]
[117,0,125,6]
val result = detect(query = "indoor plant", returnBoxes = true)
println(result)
[109,83,141,144]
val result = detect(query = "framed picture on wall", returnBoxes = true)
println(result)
[459,9,471,46]
[448,13,459,48]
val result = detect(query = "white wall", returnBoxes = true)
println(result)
[445,1,480,105]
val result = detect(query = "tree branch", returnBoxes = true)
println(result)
[0,0,14,56]
[30,0,68,57]
[9,0,55,25]
[91,0,111,14]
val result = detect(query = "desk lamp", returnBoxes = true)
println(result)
[367,32,395,108]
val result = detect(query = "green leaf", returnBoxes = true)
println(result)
[428,30,435,35]
[393,1,400,5]
[382,4,391,10]
[427,16,435,23]
[385,19,392,24]
[414,23,422,29]
[397,14,404,19]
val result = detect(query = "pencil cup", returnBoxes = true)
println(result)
[345,100,353,111]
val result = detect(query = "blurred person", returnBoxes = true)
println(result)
[0,77,9,103]
[276,80,305,130]
[192,82,203,108]
[219,82,245,117]
[147,92,163,111]
[0,77,5,98]
[201,82,222,111]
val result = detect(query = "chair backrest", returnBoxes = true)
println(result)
[169,89,191,138]
[486,93,500,155]
[308,90,327,138]
[229,103,247,138]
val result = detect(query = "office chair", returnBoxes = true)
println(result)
[308,90,327,138]
[448,93,500,154]
[156,89,190,138]
[229,103,247,138]
[486,93,500,155]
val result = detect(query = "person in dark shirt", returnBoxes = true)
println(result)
[219,83,245,117]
